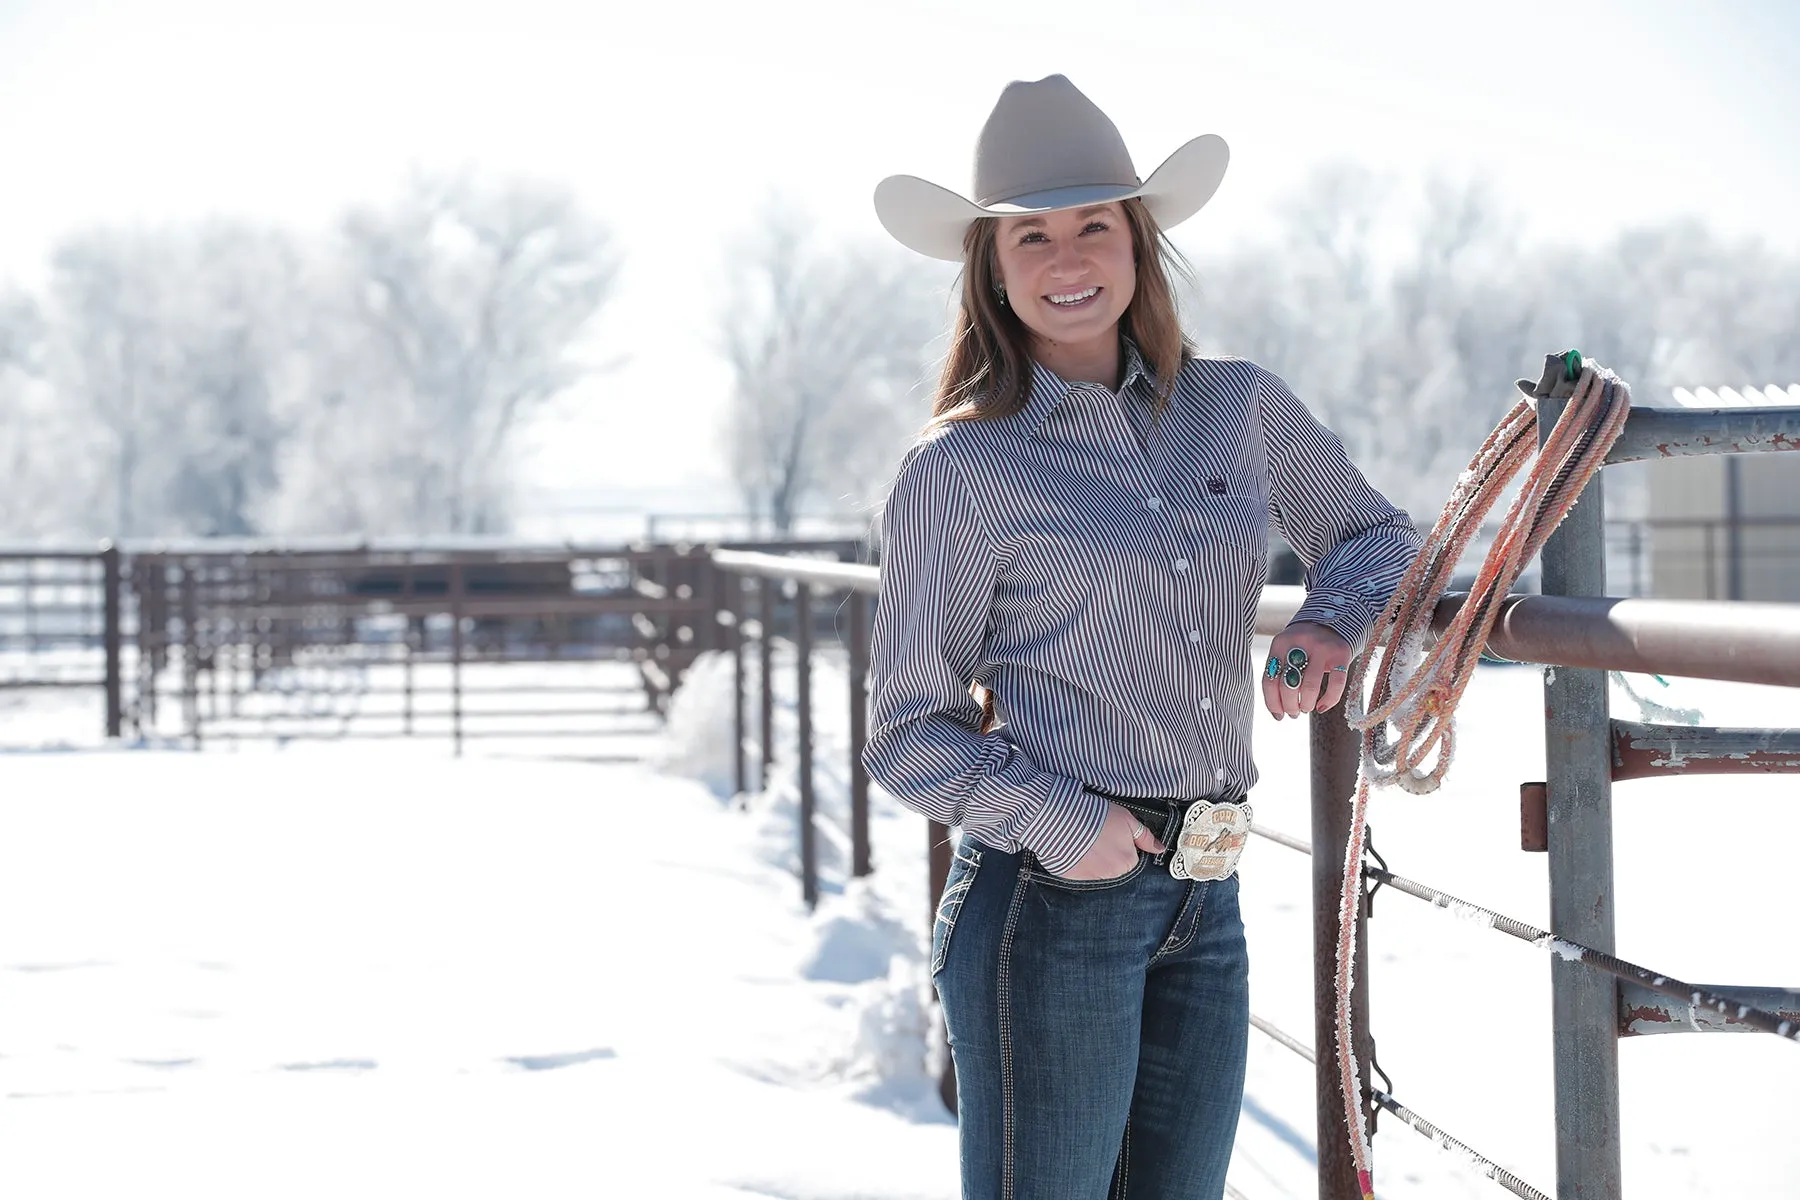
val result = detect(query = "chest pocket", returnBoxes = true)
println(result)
[1166,414,1269,582]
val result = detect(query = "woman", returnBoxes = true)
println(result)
[862,76,1421,1199]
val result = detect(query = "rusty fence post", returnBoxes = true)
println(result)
[1538,393,1622,1200]
[101,543,122,739]
[1311,703,1370,1200]
[451,560,465,758]
[726,570,747,798]
[847,590,872,877]
[759,576,775,791]
[701,555,722,656]
[180,559,201,748]
[403,558,416,737]
[795,582,818,909]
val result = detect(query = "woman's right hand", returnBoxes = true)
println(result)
[1058,803,1167,880]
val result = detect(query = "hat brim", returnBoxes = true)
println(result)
[874,134,1229,262]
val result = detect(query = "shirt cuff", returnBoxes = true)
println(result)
[1016,781,1112,875]
[1291,587,1377,650]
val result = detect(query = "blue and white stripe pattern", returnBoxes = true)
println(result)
[862,344,1423,874]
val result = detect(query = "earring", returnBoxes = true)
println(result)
[993,281,1008,306]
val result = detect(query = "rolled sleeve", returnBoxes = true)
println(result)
[861,438,1108,871]
[1255,368,1423,648]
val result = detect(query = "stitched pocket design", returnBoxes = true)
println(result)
[1028,850,1149,892]
[930,844,982,976]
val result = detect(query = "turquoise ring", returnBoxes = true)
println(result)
[1282,646,1309,690]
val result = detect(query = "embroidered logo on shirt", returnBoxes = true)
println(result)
[1206,479,1228,494]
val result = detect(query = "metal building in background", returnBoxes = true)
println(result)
[1649,383,1800,601]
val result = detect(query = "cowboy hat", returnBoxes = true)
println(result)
[874,74,1229,262]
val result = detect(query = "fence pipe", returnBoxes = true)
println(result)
[1610,721,1800,781]
[101,544,122,739]
[180,561,201,747]
[795,582,818,910]
[712,551,1800,689]
[727,573,748,798]
[1534,391,1622,1200]
[1311,704,1372,1200]
[451,561,465,758]
[1432,592,1800,688]
[1619,983,1800,1036]
[847,591,873,877]
[759,578,776,790]
[1602,404,1800,465]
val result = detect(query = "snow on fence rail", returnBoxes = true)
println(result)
[708,506,1800,1200]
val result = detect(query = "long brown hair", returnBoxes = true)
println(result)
[924,197,1196,435]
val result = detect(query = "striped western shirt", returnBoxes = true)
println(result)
[861,343,1423,874]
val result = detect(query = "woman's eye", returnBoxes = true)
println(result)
[1083,221,1109,234]
[1019,231,1047,245]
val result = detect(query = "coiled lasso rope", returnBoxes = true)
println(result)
[1334,353,1633,1197]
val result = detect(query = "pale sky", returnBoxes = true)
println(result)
[3,0,1797,508]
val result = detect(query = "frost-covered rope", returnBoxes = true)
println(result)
[1334,356,1634,1197]
[1363,864,1800,1042]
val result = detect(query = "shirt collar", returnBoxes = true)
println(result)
[1022,337,1156,436]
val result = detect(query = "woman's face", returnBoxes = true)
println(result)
[993,202,1136,350]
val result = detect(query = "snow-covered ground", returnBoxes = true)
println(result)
[2,651,1796,1199]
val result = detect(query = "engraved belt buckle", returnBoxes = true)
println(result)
[1168,799,1252,881]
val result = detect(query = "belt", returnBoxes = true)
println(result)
[1089,787,1248,858]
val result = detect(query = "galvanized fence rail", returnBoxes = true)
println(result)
[704,399,1800,1200]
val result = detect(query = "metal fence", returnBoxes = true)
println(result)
[703,398,1800,1199]
[0,538,860,752]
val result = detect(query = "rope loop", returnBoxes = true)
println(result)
[1329,354,1633,1196]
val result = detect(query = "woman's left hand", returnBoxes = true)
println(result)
[1262,621,1354,719]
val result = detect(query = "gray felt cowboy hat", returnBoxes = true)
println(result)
[874,74,1230,262]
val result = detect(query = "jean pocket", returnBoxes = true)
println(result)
[930,843,982,976]
[1028,850,1149,892]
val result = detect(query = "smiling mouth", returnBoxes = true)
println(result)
[1044,286,1101,310]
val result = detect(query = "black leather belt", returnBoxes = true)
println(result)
[1089,787,1247,852]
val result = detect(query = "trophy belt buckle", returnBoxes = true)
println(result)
[1168,798,1253,881]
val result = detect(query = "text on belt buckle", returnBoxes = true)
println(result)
[1168,799,1252,881]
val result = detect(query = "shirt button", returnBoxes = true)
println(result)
[1188,630,1202,643]
[1216,767,1227,782]
[1145,496,1162,510]
[1199,697,1212,710]
[1174,558,1189,572]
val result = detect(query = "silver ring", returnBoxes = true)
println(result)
[1129,823,1146,840]
[1331,665,1348,672]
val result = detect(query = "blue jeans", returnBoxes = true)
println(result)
[932,817,1250,1200]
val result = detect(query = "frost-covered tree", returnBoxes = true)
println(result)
[1189,167,1551,520]
[279,174,620,536]
[47,230,170,538]
[44,223,301,538]
[0,285,61,539]
[719,202,949,535]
